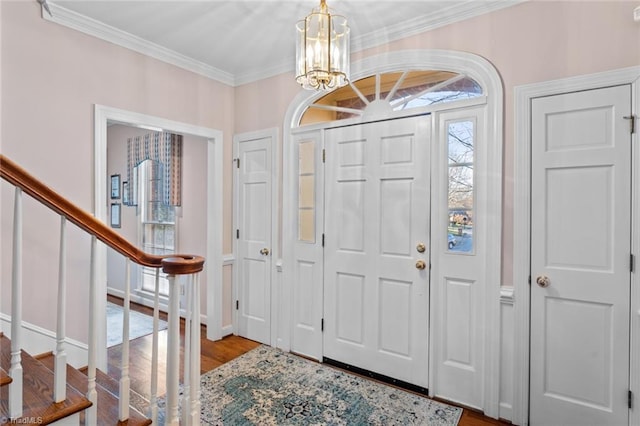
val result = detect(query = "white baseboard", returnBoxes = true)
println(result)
[0,313,88,368]
[499,402,513,422]
[221,324,233,337]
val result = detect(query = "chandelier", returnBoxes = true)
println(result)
[295,0,350,91]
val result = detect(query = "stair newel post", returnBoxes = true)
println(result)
[54,216,68,403]
[118,258,131,421]
[166,272,181,426]
[149,267,161,424]
[9,187,24,419]
[86,235,98,426]
[189,272,202,425]
[182,275,192,426]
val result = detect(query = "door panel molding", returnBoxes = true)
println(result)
[513,66,640,426]
[323,117,431,389]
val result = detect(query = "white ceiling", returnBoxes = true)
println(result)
[47,0,522,86]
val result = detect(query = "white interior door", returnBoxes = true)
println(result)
[236,134,272,344]
[530,85,632,425]
[323,116,431,389]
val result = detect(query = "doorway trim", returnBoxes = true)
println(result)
[513,66,640,426]
[282,49,504,418]
[94,104,224,369]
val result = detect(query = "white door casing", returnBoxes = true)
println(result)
[529,85,632,425]
[323,116,431,389]
[94,105,224,370]
[234,132,273,345]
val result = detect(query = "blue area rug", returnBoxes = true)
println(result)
[194,345,462,425]
[106,301,167,347]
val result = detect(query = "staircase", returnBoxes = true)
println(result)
[3,332,147,425]
[0,155,205,425]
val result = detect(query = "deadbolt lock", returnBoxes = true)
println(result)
[416,243,426,253]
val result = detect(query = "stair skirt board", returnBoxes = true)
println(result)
[0,314,88,368]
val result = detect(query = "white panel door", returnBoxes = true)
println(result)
[236,135,272,344]
[324,116,431,389]
[530,85,632,425]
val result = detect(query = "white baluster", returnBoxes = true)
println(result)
[9,187,23,419]
[118,259,131,421]
[182,278,192,425]
[149,268,160,424]
[54,216,68,403]
[85,236,98,425]
[165,273,180,426]
[189,273,202,425]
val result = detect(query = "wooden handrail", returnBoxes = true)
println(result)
[0,154,204,274]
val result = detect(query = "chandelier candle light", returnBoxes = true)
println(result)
[296,0,350,91]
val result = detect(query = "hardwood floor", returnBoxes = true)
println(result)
[107,296,510,425]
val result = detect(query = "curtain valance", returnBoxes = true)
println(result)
[126,132,182,206]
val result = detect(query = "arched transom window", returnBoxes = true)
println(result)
[300,70,483,125]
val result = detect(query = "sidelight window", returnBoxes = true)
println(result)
[446,120,474,253]
[298,140,316,243]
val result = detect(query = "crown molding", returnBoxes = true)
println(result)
[44,2,236,87]
[351,0,526,52]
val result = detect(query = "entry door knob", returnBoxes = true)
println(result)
[536,275,550,288]
[415,260,427,270]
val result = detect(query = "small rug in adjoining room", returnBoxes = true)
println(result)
[194,345,462,425]
[106,301,167,347]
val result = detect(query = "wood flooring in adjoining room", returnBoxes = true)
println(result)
[106,296,510,426]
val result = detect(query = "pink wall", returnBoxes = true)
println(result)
[1,2,234,341]
[235,0,640,286]
[1,0,638,344]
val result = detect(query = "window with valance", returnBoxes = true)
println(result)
[125,131,183,206]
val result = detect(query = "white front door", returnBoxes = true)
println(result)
[323,116,431,389]
[530,85,632,425]
[235,133,273,345]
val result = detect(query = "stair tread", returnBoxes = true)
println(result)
[37,354,151,426]
[0,334,92,425]
[0,367,12,386]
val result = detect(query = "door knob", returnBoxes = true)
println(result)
[415,260,427,270]
[260,248,270,256]
[536,275,550,288]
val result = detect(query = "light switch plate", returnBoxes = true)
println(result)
[635,6,640,22]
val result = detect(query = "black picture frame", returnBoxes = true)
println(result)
[110,174,121,199]
[110,203,121,228]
